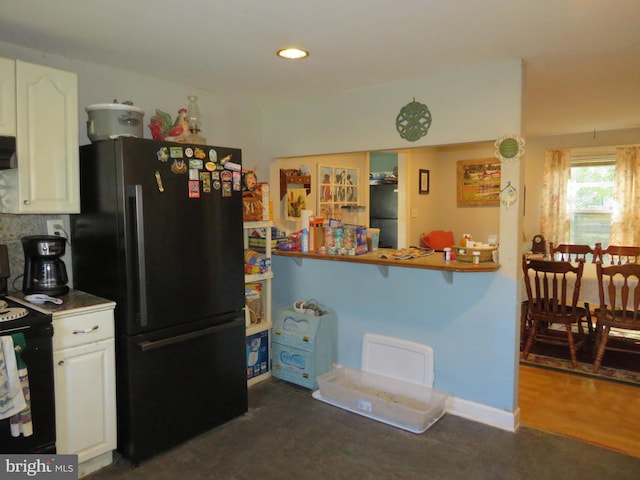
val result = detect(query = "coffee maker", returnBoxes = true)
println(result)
[22,235,69,296]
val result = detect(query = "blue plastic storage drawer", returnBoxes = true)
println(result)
[271,308,335,389]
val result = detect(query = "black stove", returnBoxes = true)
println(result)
[0,295,55,454]
[0,297,52,330]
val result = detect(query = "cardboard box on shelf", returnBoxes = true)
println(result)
[246,329,269,380]
[258,182,270,221]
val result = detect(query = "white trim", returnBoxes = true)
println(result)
[327,362,520,433]
[570,146,617,158]
[446,396,520,432]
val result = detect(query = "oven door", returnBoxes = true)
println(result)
[0,322,55,453]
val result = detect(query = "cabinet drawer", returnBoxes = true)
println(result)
[53,308,114,350]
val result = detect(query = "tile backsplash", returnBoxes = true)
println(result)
[0,213,72,293]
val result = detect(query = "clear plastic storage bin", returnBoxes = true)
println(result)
[314,366,448,433]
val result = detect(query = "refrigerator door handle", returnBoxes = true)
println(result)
[127,184,149,327]
[137,317,244,351]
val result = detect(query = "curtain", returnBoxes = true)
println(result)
[610,146,640,245]
[540,150,571,245]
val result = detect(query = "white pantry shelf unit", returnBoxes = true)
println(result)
[243,220,273,386]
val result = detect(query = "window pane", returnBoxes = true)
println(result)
[568,164,615,245]
[570,212,611,245]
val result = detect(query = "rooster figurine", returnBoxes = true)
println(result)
[148,114,166,141]
[148,108,190,143]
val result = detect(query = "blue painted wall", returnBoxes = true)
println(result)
[272,255,518,412]
[370,151,397,173]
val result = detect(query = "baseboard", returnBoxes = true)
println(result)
[446,396,520,432]
[78,451,113,478]
[328,363,521,432]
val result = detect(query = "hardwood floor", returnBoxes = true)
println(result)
[519,364,640,458]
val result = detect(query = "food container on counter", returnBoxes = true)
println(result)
[86,101,145,142]
[367,228,380,251]
[340,205,366,226]
[455,246,498,263]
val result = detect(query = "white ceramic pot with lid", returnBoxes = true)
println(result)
[85,101,145,142]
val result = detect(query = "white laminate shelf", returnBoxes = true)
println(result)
[243,221,273,386]
[245,271,274,283]
[246,321,273,337]
[244,220,273,229]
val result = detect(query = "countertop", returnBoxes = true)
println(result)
[8,290,116,315]
[274,247,500,272]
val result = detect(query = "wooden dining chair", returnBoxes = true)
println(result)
[522,255,586,367]
[547,242,596,337]
[592,262,640,372]
[595,244,640,265]
[549,242,597,263]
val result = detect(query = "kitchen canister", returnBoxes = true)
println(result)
[368,228,380,252]
[86,101,145,142]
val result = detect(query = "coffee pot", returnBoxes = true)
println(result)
[22,235,69,296]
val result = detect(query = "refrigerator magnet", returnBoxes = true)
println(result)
[213,180,221,190]
[223,161,241,172]
[211,171,220,180]
[189,169,199,180]
[185,147,194,158]
[157,147,169,162]
[220,170,232,182]
[232,171,241,190]
[189,159,203,170]
[200,172,212,192]
[170,147,184,158]
[155,171,165,192]
[171,159,187,174]
[209,149,218,162]
[222,181,232,197]
[205,161,216,171]
[220,154,232,164]
[195,148,206,159]
[188,180,201,198]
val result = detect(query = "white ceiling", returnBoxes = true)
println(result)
[1,0,639,136]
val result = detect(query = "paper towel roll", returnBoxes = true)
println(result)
[301,209,312,230]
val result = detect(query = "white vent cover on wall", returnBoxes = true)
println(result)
[361,333,434,388]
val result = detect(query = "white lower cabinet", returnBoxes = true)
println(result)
[53,304,116,478]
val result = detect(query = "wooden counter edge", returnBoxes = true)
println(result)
[273,248,500,272]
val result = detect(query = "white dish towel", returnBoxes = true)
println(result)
[0,336,26,420]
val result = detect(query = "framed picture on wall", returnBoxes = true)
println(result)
[456,158,501,207]
[317,165,359,219]
[419,169,430,194]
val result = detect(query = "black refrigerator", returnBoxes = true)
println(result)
[369,183,398,249]
[71,137,247,464]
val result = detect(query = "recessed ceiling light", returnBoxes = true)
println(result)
[276,48,309,60]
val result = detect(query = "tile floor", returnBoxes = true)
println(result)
[87,378,640,480]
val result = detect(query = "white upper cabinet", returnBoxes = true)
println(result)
[0,57,16,136]
[0,58,79,213]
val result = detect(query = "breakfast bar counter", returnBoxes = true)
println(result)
[273,248,500,273]
[271,244,517,428]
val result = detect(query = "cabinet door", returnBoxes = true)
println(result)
[54,339,116,462]
[0,57,16,136]
[15,61,79,213]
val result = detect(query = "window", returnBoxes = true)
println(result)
[542,146,638,247]
[567,153,615,245]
